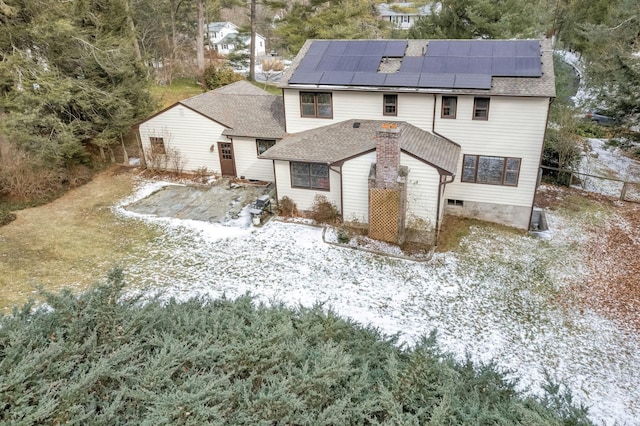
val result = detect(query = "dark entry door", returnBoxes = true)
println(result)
[218,142,236,177]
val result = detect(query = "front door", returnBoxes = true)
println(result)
[218,142,236,177]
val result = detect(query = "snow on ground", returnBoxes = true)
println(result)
[114,181,640,426]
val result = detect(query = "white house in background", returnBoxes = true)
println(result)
[137,81,284,181]
[377,2,439,30]
[207,21,266,56]
[259,38,555,242]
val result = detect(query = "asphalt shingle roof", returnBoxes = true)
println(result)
[260,119,460,175]
[180,81,285,139]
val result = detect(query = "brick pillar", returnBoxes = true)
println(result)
[375,123,401,189]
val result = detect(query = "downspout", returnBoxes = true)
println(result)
[271,160,279,208]
[436,174,455,244]
[528,96,555,231]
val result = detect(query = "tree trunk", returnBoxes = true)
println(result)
[196,0,205,75]
[124,0,142,62]
[249,0,256,81]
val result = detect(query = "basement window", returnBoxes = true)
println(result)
[447,199,464,206]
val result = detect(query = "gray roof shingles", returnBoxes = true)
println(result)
[180,81,285,139]
[260,119,460,175]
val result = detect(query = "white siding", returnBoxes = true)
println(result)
[232,136,275,181]
[273,160,342,212]
[139,105,225,173]
[341,152,441,230]
[284,89,435,133]
[435,95,549,207]
[342,152,376,223]
[403,153,440,231]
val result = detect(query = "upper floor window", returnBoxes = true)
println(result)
[291,162,330,190]
[383,94,397,116]
[441,96,457,119]
[462,155,520,186]
[150,137,166,155]
[256,139,276,155]
[473,97,490,120]
[300,92,332,118]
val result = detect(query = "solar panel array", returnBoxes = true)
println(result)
[289,39,542,90]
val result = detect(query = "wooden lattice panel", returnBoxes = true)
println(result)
[369,188,400,243]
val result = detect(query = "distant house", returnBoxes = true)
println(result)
[207,21,266,57]
[137,81,284,181]
[377,2,438,30]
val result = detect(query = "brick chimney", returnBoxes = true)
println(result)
[375,123,401,189]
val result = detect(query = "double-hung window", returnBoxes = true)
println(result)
[383,94,397,116]
[291,162,329,190]
[473,97,490,120]
[300,92,332,118]
[441,96,457,119]
[462,155,521,186]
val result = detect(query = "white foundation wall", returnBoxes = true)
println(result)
[139,105,225,173]
[231,136,276,181]
[273,160,342,212]
[284,89,435,133]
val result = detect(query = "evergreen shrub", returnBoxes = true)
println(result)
[0,270,592,425]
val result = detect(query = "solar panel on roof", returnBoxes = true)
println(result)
[325,41,348,56]
[351,72,387,86]
[419,73,455,88]
[472,57,493,74]
[289,71,324,85]
[453,74,492,89]
[357,55,383,72]
[338,56,363,72]
[344,41,367,55]
[364,40,386,55]
[447,41,471,57]
[516,40,540,57]
[425,41,450,56]
[296,55,323,72]
[400,57,424,73]
[316,55,342,71]
[306,41,331,56]
[515,57,542,76]
[473,41,494,57]
[383,73,420,87]
[319,72,355,85]
[492,57,517,76]
[421,58,446,73]
[444,56,470,74]
[492,41,517,57]
[384,41,408,57]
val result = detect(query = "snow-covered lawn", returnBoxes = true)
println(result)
[114,178,640,426]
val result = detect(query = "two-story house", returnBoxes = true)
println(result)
[207,21,266,57]
[260,39,555,242]
[377,2,439,30]
[138,38,554,244]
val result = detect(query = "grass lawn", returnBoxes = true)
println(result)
[0,167,161,311]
